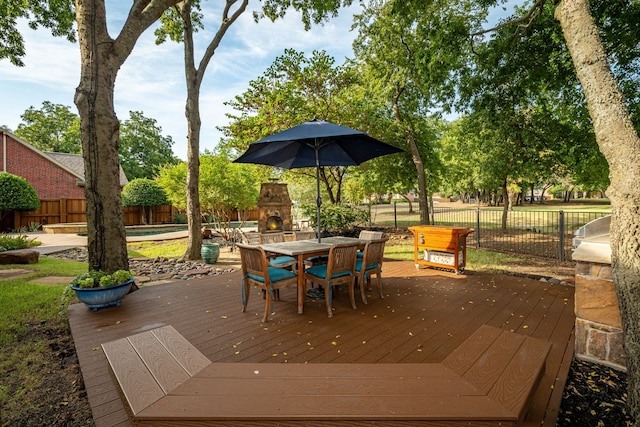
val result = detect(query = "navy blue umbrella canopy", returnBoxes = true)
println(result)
[233,119,403,168]
[233,119,403,241]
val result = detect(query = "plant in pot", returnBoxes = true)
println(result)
[69,269,136,311]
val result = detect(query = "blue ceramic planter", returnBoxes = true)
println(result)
[72,278,134,311]
[201,243,220,264]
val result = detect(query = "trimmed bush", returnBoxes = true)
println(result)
[0,172,40,212]
[121,178,169,207]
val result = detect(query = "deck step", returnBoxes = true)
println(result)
[103,324,551,426]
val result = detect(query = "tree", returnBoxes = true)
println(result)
[394,0,640,417]
[351,1,479,224]
[555,0,640,416]
[199,152,259,240]
[156,162,188,212]
[121,178,170,225]
[4,1,358,272]
[14,101,81,153]
[0,1,75,67]
[72,0,186,274]
[156,152,259,241]
[156,1,355,260]
[119,111,180,180]
[221,48,403,205]
[0,172,40,225]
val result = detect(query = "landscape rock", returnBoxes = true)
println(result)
[0,249,40,264]
[46,248,236,282]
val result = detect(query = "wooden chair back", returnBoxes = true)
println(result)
[356,238,388,304]
[237,243,297,323]
[295,231,316,240]
[237,243,268,279]
[359,230,384,240]
[361,238,387,267]
[326,243,358,278]
[259,232,286,244]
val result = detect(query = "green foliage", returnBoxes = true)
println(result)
[157,153,259,238]
[0,0,76,67]
[221,48,406,205]
[0,234,37,252]
[14,102,81,153]
[121,178,169,207]
[112,269,133,284]
[300,203,369,232]
[70,269,133,289]
[0,172,40,212]
[119,111,180,180]
[199,153,259,238]
[157,162,188,210]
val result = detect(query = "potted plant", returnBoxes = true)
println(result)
[69,270,136,311]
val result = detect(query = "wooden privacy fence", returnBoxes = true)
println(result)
[15,198,176,228]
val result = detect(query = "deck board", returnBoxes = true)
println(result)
[69,259,575,427]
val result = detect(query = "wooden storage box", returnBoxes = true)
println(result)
[408,225,474,273]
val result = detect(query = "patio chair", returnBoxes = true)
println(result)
[259,232,297,270]
[354,238,388,304]
[304,243,359,317]
[238,243,298,323]
[357,230,384,259]
[295,231,316,240]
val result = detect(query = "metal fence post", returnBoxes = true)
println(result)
[559,210,565,261]
[393,202,398,230]
[476,207,481,248]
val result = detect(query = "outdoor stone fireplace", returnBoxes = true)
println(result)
[257,181,292,233]
[572,215,626,370]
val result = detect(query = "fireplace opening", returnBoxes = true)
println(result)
[265,216,284,232]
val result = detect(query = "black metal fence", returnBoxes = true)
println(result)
[366,204,610,261]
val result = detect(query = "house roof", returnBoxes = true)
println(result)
[1,129,129,187]
[45,152,129,187]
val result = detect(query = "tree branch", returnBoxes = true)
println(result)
[471,0,547,38]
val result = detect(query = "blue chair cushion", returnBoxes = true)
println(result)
[248,266,297,284]
[305,255,328,264]
[356,259,379,272]
[306,264,352,280]
[356,251,364,259]
[270,255,296,265]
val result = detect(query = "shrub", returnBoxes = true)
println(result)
[0,234,38,252]
[300,203,370,233]
[121,178,169,207]
[0,172,40,212]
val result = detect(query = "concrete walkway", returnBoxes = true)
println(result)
[13,230,190,255]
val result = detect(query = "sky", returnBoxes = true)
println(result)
[0,2,363,160]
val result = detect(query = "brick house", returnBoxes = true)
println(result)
[0,128,128,199]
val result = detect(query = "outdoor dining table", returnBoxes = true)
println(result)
[259,237,367,314]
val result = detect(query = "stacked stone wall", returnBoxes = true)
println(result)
[574,261,626,370]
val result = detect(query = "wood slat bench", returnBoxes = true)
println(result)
[102,324,551,427]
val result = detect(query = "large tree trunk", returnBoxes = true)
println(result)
[179,0,247,259]
[392,91,430,224]
[74,1,128,273]
[182,1,203,260]
[74,0,180,272]
[556,0,640,418]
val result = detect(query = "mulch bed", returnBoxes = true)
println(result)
[556,358,635,426]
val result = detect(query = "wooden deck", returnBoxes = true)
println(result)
[68,260,575,427]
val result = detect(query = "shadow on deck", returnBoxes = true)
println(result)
[68,260,575,427]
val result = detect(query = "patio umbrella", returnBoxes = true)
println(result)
[233,119,403,242]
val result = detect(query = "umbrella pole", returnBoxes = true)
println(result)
[315,144,322,243]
